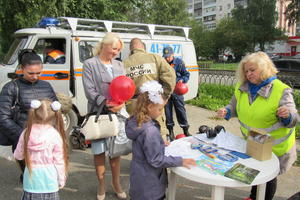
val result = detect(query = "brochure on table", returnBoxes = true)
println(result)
[194,130,247,153]
[165,131,260,184]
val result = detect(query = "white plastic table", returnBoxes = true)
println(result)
[167,137,280,200]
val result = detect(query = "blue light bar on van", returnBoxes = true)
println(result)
[38,17,59,28]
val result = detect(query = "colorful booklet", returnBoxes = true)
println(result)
[196,155,234,175]
[224,163,260,184]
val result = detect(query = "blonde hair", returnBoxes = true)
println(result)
[93,32,124,56]
[236,51,278,84]
[133,92,166,127]
[23,99,69,175]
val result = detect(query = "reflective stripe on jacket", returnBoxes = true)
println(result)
[48,50,65,60]
[235,79,295,156]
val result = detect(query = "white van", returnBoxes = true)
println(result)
[0,17,199,134]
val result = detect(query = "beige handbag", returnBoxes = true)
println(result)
[81,98,119,140]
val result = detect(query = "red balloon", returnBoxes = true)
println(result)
[109,76,136,104]
[175,133,186,140]
[174,82,188,95]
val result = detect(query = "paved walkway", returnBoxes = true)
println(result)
[0,104,299,199]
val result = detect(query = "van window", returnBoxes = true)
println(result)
[79,41,97,62]
[3,37,28,65]
[33,38,66,64]
[78,41,126,62]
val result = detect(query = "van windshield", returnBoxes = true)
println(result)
[3,37,28,65]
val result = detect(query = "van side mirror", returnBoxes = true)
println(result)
[7,72,20,79]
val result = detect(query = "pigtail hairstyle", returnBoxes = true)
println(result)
[23,99,69,175]
[23,111,34,174]
[133,92,152,127]
[54,109,69,174]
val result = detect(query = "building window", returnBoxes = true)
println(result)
[227,3,231,9]
[219,6,222,11]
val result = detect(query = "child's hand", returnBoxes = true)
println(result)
[182,158,196,169]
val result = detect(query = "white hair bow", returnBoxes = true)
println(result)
[51,101,61,111]
[140,80,164,104]
[31,100,41,109]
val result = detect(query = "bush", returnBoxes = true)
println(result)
[186,83,234,111]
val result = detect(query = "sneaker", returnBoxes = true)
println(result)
[243,198,252,200]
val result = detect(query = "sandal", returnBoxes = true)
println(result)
[111,184,127,199]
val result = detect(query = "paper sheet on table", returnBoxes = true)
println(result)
[165,140,199,159]
[193,130,247,153]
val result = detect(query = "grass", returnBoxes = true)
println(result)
[198,61,238,70]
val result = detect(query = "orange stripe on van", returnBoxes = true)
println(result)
[74,68,83,77]
[186,65,199,71]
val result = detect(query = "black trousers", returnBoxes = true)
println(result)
[250,177,277,200]
[165,93,189,128]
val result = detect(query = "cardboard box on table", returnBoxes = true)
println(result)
[246,128,274,161]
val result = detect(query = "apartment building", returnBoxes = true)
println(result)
[187,0,234,29]
[187,0,297,36]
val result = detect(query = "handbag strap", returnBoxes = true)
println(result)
[11,80,20,109]
[81,95,102,128]
[81,96,114,128]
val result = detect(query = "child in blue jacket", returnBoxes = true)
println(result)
[125,80,196,200]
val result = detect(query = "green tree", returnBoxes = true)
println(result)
[64,0,136,21]
[231,1,283,51]
[216,17,252,61]
[0,0,190,57]
[129,0,190,26]
[189,19,216,60]
[0,0,67,55]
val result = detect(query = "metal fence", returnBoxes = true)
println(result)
[199,69,300,89]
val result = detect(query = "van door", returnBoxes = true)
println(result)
[291,46,297,56]
[30,36,71,95]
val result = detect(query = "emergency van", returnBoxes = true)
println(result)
[0,17,199,135]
